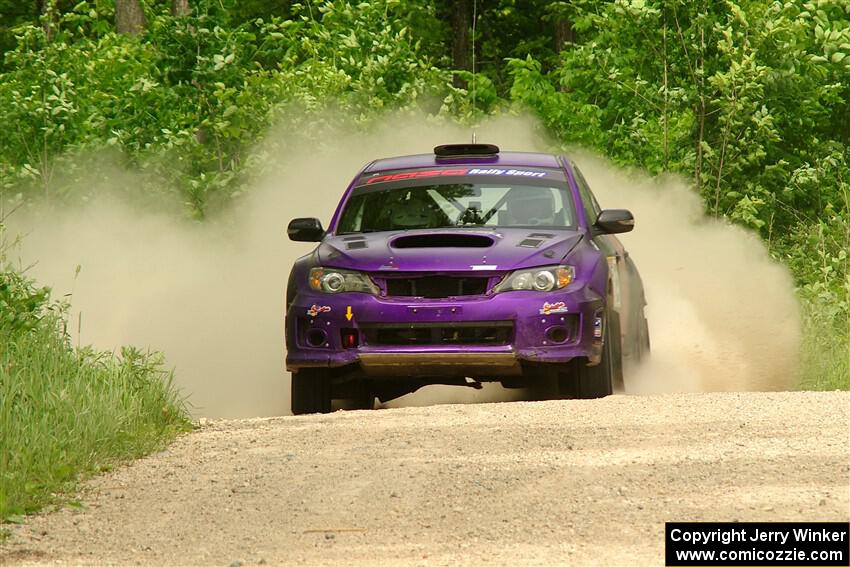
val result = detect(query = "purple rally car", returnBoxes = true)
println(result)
[285,144,649,414]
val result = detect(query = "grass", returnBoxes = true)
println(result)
[798,320,850,391]
[0,306,190,521]
[800,300,850,390]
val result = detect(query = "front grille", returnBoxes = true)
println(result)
[383,275,490,298]
[361,321,513,346]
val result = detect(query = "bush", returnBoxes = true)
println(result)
[784,210,850,390]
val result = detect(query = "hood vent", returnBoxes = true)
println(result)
[391,233,494,249]
[518,232,554,248]
[343,235,367,250]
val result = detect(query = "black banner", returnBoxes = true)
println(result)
[666,522,850,566]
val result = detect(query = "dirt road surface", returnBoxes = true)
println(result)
[2,392,848,566]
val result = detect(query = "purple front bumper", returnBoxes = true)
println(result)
[285,284,604,376]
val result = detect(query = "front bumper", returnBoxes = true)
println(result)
[285,284,604,376]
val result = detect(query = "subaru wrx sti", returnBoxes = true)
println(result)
[286,144,649,414]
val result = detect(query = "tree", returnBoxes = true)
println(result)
[451,0,471,88]
[171,0,190,17]
[115,0,146,35]
[553,15,573,53]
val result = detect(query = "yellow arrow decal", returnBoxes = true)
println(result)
[345,306,353,321]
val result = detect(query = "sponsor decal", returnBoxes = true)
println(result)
[539,301,568,315]
[468,168,547,178]
[365,168,548,185]
[307,304,332,317]
[593,317,603,338]
[366,169,469,184]
[470,264,498,270]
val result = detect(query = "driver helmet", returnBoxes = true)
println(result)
[506,189,557,226]
[391,190,449,229]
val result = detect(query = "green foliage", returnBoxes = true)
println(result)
[0,0,39,62]
[441,69,505,120]
[0,271,51,333]
[0,0,448,217]
[508,0,849,232]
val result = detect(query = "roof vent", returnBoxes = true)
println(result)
[434,144,500,159]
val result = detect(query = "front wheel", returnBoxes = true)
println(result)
[560,310,619,399]
[291,368,332,415]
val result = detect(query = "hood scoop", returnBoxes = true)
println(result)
[391,233,494,249]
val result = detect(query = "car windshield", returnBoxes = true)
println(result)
[337,182,576,234]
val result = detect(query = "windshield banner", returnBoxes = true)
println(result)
[360,167,562,186]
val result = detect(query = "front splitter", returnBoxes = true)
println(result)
[358,351,521,377]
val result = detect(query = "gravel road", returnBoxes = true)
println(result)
[2,392,848,566]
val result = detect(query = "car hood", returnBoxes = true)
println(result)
[317,228,583,273]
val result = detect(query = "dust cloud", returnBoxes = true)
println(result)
[574,155,801,392]
[6,113,799,417]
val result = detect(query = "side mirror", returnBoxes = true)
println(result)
[595,209,634,234]
[287,218,324,242]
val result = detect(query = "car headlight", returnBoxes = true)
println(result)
[309,267,379,294]
[493,265,575,293]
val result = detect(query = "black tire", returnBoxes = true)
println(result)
[291,368,332,415]
[560,309,618,399]
[620,308,648,393]
[528,374,560,401]
[608,309,624,391]
[350,380,375,410]
[639,312,651,358]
